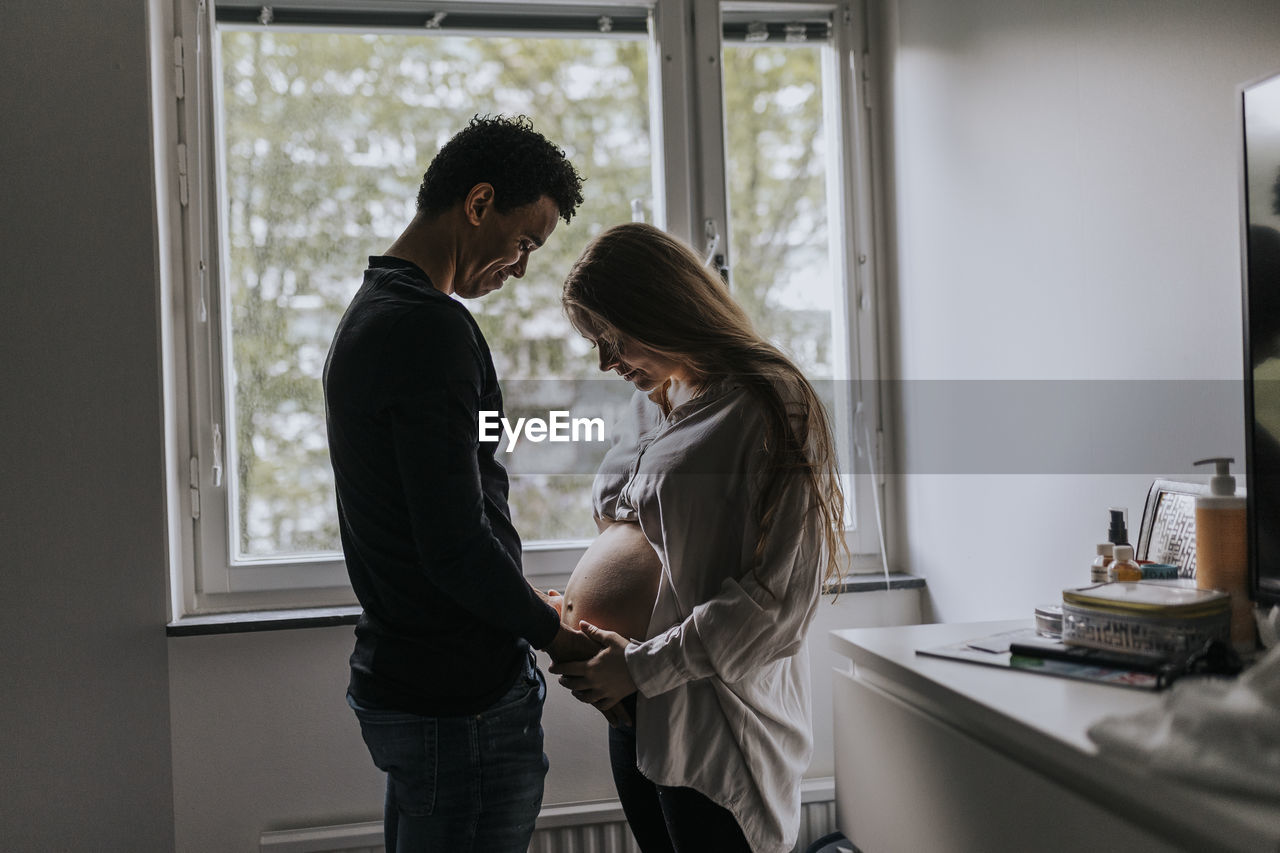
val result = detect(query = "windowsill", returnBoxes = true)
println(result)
[167,606,361,637]
[829,572,925,594]
[166,574,925,636]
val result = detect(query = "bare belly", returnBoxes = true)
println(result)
[562,522,662,641]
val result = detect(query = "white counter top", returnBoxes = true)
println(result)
[830,621,1279,853]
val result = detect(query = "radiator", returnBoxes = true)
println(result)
[259,778,836,853]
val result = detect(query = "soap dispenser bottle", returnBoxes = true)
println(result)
[1193,457,1252,653]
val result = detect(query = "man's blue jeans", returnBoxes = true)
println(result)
[348,651,548,852]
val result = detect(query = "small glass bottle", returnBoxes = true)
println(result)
[1091,543,1114,583]
[1110,544,1142,582]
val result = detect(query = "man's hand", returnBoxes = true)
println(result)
[544,622,599,663]
[535,587,564,617]
[548,622,637,712]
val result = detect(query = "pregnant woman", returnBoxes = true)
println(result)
[558,521,661,649]
[549,223,845,853]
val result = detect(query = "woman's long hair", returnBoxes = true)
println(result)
[562,222,846,594]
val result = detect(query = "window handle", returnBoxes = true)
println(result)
[211,423,224,488]
[703,218,720,266]
[704,218,728,282]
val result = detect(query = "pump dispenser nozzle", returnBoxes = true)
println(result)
[1107,507,1129,546]
[1193,457,1237,496]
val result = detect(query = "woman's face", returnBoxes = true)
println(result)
[591,330,691,392]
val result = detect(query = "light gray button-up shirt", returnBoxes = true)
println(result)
[593,378,825,853]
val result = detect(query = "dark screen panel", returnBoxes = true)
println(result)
[1242,70,1280,607]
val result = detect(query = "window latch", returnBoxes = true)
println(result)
[212,423,224,488]
[704,219,728,282]
[188,456,201,520]
[172,36,185,100]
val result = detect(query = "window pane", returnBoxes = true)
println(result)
[722,40,836,379]
[217,27,652,560]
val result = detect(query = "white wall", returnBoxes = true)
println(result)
[0,0,176,849]
[167,590,921,850]
[880,0,1280,621]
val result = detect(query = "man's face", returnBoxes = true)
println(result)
[456,194,560,300]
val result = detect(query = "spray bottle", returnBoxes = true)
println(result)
[1104,507,1129,581]
[1194,457,1252,653]
[1108,507,1129,550]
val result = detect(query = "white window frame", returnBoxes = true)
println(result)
[717,0,885,571]
[155,0,886,619]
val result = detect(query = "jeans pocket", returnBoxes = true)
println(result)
[353,709,438,817]
[489,664,545,719]
[483,667,547,765]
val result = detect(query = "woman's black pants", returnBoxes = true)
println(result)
[607,694,753,853]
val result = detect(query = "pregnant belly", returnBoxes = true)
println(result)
[562,522,662,641]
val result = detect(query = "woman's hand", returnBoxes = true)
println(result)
[601,702,633,728]
[548,622,637,712]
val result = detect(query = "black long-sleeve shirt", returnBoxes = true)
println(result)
[323,256,560,716]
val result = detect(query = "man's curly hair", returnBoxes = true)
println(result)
[417,115,584,223]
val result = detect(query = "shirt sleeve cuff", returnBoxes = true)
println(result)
[528,602,562,651]
[624,624,704,697]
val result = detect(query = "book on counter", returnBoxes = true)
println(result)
[918,627,1170,690]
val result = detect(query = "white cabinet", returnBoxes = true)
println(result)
[829,621,1279,853]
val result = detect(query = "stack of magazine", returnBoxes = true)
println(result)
[917,584,1232,691]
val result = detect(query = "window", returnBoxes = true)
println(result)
[162,0,883,616]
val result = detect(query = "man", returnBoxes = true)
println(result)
[323,115,593,852]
